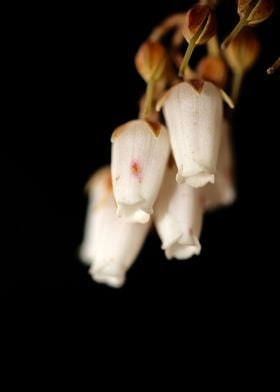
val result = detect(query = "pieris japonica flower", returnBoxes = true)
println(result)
[154,162,203,260]
[161,80,223,188]
[80,167,150,288]
[79,0,274,287]
[202,119,236,210]
[111,119,170,224]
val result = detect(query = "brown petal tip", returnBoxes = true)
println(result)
[111,123,130,142]
[187,79,204,94]
[145,120,162,137]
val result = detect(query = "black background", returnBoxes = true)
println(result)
[3,0,279,309]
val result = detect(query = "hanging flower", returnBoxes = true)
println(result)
[202,119,236,210]
[111,119,170,223]
[80,167,150,288]
[161,80,223,188]
[153,162,203,260]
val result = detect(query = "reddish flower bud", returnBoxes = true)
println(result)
[135,41,166,83]
[182,4,216,45]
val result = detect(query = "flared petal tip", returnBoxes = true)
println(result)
[117,204,151,224]
[89,265,125,289]
[164,237,201,260]
[79,245,94,266]
[176,170,215,188]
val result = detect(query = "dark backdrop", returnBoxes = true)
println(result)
[3,1,279,308]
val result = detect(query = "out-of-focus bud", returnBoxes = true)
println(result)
[222,0,274,49]
[202,119,236,210]
[238,0,274,25]
[135,41,166,83]
[225,28,260,103]
[199,0,218,8]
[179,5,216,77]
[111,119,170,223]
[161,80,223,188]
[154,163,203,260]
[135,41,166,116]
[80,167,150,288]
[196,55,228,88]
[225,28,260,74]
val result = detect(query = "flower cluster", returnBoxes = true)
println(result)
[80,0,276,288]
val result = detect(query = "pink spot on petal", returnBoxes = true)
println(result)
[131,160,143,182]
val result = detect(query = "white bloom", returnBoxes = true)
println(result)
[202,119,236,210]
[154,163,203,260]
[162,80,223,188]
[111,119,170,224]
[80,167,150,288]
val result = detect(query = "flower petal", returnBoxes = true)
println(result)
[202,119,236,210]
[154,164,203,260]
[111,119,170,223]
[80,167,151,288]
[163,81,223,188]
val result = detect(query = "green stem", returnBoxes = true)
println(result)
[207,35,220,57]
[143,79,154,117]
[179,36,197,77]
[231,70,244,104]
[221,0,258,50]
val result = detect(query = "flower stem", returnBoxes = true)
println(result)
[207,35,220,56]
[179,16,207,78]
[267,57,280,75]
[221,0,258,50]
[143,79,154,117]
[231,70,244,104]
[149,13,185,42]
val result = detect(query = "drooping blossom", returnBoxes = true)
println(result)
[80,167,150,288]
[162,80,223,188]
[111,119,170,223]
[154,161,203,260]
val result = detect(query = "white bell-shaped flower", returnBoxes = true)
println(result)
[162,80,223,188]
[154,162,203,260]
[111,119,170,223]
[202,119,236,210]
[80,167,150,288]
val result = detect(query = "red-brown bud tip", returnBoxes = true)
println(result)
[182,5,216,45]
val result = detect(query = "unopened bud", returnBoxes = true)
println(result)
[135,41,166,83]
[182,5,216,45]
[196,56,228,88]
[222,0,274,49]
[238,0,274,25]
[225,28,260,73]
[179,5,216,77]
